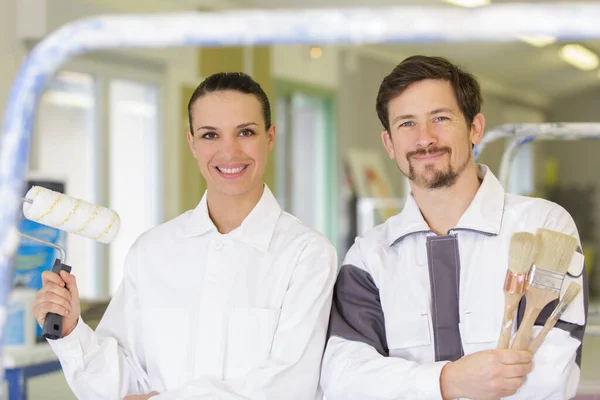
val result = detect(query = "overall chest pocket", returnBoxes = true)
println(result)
[459,308,502,345]
[385,311,431,358]
[225,307,281,378]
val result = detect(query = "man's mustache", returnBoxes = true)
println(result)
[406,147,452,159]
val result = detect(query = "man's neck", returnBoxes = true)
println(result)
[411,164,482,235]
[206,185,265,234]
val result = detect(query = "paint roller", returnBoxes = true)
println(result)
[20,185,120,340]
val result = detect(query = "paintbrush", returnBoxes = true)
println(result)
[497,232,539,349]
[510,228,578,350]
[528,282,582,354]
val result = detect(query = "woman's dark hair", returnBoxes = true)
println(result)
[187,72,271,134]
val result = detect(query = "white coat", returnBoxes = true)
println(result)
[49,185,338,400]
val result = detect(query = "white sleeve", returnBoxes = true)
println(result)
[320,240,448,400]
[47,240,151,400]
[151,236,337,400]
[510,205,588,399]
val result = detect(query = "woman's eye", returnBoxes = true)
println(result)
[239,129,255,137]
[202,132,217,139]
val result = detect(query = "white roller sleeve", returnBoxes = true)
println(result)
[22,186,120,244]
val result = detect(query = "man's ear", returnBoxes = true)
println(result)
[470,113,485,145]
[381,130,395,159]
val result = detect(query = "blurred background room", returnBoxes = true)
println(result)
[1,0,599,398]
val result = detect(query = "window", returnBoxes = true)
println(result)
[108,79,161,294]
[32,71,97,298]
[274,90,337,245]
[31,61,164,299]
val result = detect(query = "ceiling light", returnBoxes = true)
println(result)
[559,44,599,71]
[309,46,323,59]
[518,35,557,48]
[441,0,491,7]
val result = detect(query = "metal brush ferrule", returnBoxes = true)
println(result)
[527,265,565,293]
[549,298,570,320]
[504,270,528,293]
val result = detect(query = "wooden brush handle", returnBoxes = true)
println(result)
[511,287,559,350]
[511,303,542,350]
[498,292,523,349]
[528,318,557,354]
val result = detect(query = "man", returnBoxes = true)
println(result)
[320,56,588,399]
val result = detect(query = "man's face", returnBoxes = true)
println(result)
[381,79,484,190]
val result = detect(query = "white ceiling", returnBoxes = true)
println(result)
[123,0,600,106]
[172,0,599,106]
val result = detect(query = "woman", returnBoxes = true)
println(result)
[33,72,337,400]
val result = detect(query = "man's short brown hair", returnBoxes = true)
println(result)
[376,55,483,133]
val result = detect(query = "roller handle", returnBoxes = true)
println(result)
[42,258,72,340]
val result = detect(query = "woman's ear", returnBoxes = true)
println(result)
[267,124,276,152]
[187,131,197,158]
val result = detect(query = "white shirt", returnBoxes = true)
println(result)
[321,165,587,400]
[49,185,337,400]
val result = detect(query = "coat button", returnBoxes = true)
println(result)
[215,241,223,250]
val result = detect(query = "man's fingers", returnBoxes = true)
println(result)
[499,376,526,396]
[503,362,532,378]
[498,349,532,365]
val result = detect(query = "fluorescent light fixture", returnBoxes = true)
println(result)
[518,35,557,48]
[441,0,491,7]
[559,44,599,71]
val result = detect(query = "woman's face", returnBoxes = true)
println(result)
[187,90,275,199]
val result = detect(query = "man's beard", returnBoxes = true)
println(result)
[402,146,471,189]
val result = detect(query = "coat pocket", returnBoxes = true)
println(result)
[225,307,281,378]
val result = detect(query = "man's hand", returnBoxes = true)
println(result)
[440,349,533,400]
[124,392,159,400]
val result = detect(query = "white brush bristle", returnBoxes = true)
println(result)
[508,232,538,274]
[536,228,579,274]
